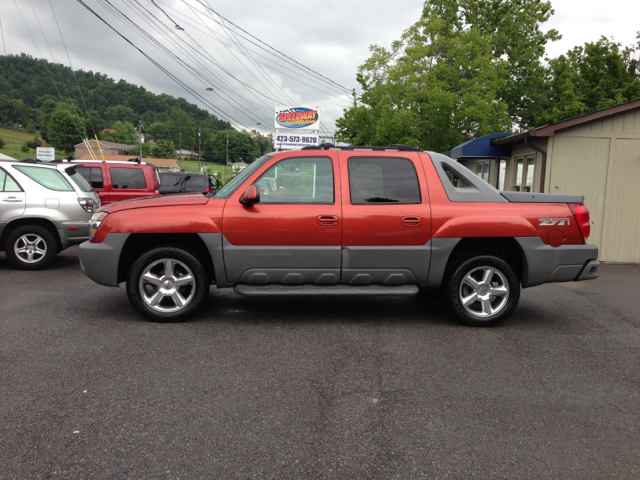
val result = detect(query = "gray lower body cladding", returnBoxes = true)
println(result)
[78,233,129,287]
[516,237,599,288]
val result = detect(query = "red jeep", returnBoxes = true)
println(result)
[71,159,160,205]
[79,146,599,326]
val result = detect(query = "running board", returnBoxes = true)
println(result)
[234,284,419,296]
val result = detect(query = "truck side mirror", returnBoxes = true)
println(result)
[239,185,260,206]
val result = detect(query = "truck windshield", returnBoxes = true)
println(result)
[211,155,272,199]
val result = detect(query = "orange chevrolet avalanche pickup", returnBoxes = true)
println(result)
[79,145,599,326]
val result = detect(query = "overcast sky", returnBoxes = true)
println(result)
[1,0,639,135]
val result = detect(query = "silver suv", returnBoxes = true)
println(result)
[0,161,100,270]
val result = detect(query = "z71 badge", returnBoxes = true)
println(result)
[539,218,571,226]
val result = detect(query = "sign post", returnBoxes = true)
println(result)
[36,147,55,162]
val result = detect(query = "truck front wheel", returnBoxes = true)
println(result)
[126,247,209,322]
[445,255,520,327]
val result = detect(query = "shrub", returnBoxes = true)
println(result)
[0,138,5,149]
[21,144,29,152]
[27,138,42,149]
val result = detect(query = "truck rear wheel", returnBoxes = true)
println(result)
[445,255,520,327]
[126,246,209,322]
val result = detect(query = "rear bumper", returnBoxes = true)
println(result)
[516,237,600,288]
[56,220,91,248]
[78,233,129,287]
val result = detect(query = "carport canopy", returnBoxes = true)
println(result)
[450,132,512,159]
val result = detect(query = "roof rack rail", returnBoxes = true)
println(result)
[300,143,423,152]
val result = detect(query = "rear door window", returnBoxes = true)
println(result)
[13,165,74,191]
[348,157,421,204]
[76,167,104,189]
[110,167,147,189]
[186,175,207,188]
[161,174,179,186]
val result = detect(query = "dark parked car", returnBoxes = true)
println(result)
[158,172,218,195]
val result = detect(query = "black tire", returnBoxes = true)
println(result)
[126,246,209,323]
[5,225,57,270]
[445,255,520,327]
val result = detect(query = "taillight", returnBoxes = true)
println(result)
[570,204,590,239]
[206,188,210,193]
[77,198,97,213]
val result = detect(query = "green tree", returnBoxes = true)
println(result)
[337,16,511,151]
[47,108,87,152]
[151,140,176,159]
[128,143,154,158]
[533,36,640,125]
[205,130,259,164]
[336,0,561,147]
[166,109,196,150]
[102,120,138,144]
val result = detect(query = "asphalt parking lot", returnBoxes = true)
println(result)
[1,247,639,479]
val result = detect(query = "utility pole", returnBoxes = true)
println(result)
[198,129,201,173]
[226,130,229,181]
[179,130,182,162]
[138,120,143,160]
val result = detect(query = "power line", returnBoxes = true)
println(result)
[100,0,274,125]
[47,0,97,138]
[124,0,275,121]
[157,0,351,98]
[74,0,251,131]
[110,0,276,127]
[13,0,86,142]
[0,17,6,56]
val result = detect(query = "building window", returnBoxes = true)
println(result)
[513,155,535,192]
[475,161,490,182]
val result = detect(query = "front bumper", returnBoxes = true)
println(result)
[516,237,600,288]
[78,233,130,287]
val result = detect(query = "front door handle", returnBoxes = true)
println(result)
[317,215,339,226]
[402,216,422,227]
[2,197,23,203]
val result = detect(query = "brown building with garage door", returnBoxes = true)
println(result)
[449,99,640,263]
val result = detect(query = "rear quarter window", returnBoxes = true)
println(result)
[13,165,74,191]
[110,167,147,189]
[76,166,104,189]
[0,168,23,192]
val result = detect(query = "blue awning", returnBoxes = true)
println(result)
[450,132,512,159]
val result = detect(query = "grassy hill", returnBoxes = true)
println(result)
[0,127,66,160]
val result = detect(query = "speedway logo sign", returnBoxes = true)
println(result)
[274,106,320,130]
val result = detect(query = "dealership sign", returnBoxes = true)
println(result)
[319,133,334,145]
[36,147,55,161]
[275,106,320,130]
[274,133,319,150]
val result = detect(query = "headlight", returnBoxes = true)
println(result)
[88,212,109,240]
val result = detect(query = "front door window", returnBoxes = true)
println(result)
[255,157,334,204]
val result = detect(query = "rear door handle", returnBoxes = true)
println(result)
[318,215,339,226]
[402,216,422,227]
[2,197,23,203]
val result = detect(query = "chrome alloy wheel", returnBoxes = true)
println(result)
[138,258,196,313]
[14,234,47,264]
[458,266,510,318]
